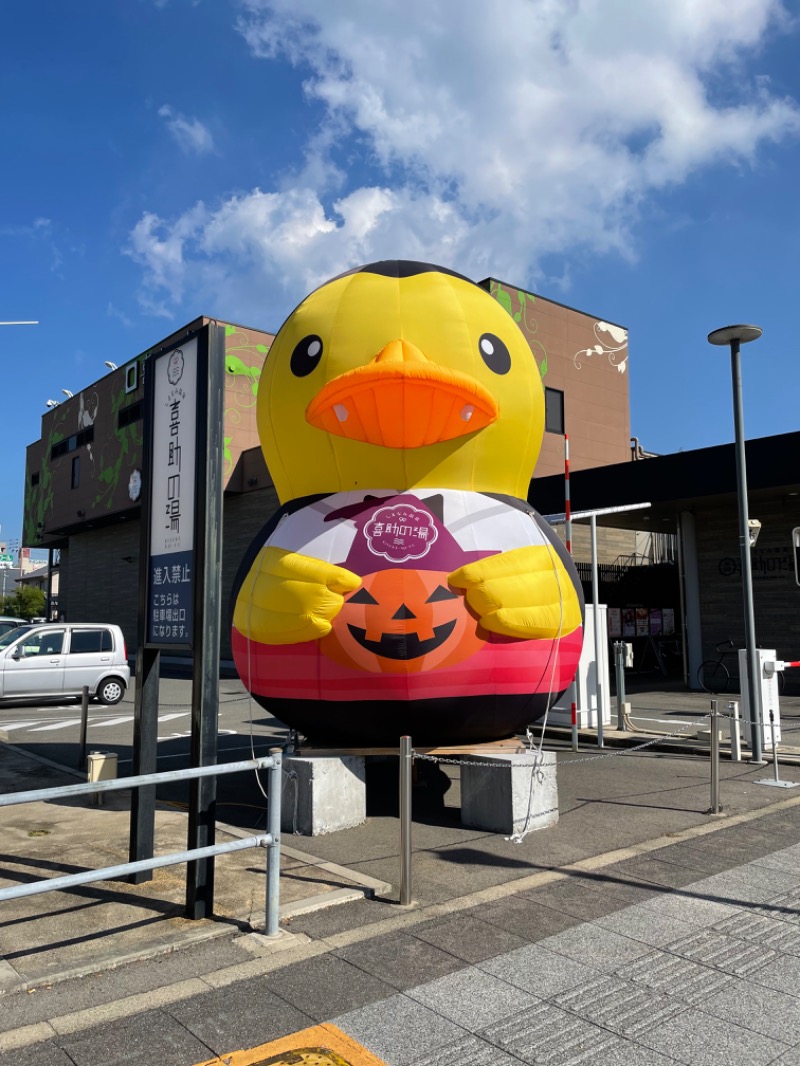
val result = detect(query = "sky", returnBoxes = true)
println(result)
[2,0,800,553]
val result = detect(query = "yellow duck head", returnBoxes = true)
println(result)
[258,261,545,503]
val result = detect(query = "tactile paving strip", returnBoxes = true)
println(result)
[667,929,777,976]
[616,950,733,1004]
[480,1002,619,1063]
[552,974,685,1036]
[407,1034,522,1065]
[714,911,800,953]
[748,888,800,925]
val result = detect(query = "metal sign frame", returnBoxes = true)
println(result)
[129,323,225,918]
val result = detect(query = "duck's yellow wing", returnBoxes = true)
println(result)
[233,546,361,645]
[449,545,582,640]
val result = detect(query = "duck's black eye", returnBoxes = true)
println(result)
[290,334,323,377]
[478,332,511,375]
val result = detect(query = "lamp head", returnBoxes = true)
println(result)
[748,518,762,548]
[104,361,118,370]
[707,325,762,347]
[61,389,74,398]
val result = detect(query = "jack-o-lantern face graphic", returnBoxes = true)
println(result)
[322,568,483,674]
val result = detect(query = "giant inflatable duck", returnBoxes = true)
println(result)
[231,260,583,744]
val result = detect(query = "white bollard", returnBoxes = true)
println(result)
[727,701,742,762]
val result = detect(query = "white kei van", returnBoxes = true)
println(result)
[0,623,130,705]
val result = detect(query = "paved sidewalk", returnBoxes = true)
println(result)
[0,742,389,994]
[1,680,800,1064]
[330,834,800,1065]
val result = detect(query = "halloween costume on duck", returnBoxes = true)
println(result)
[231,260,583,745]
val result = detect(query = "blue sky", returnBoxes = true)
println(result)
[2,0,799,553]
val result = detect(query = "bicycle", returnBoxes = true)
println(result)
[697,639,785,695]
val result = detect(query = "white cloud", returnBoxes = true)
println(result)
[126,186,474,321]
[129,0,800,322]
[1,216,66,275]
[106,302,134,328]
[158,105,215,155]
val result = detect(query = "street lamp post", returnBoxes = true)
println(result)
[708,324,764,763]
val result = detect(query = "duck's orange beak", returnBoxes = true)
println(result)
[305,339,498,449]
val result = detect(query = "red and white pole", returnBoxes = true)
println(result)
[571,696,578,752]
[564,433,572,556]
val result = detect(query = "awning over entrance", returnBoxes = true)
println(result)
[530,430,800,532]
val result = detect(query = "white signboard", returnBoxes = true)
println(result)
[150,338,197,554]
[147,338,198,646]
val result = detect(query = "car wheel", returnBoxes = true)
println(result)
[97,677,125,705]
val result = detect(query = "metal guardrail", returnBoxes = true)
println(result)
[0,752,284,936]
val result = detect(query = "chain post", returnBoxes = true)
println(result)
[615,642,629,731]
[769,710,781,784]
[399,736,413,906]
[265,748,282,936]
[78,685,90,769]
[709,699,721,814]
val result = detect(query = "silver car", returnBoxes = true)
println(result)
[0,623,130,705]
[0,616,26,638]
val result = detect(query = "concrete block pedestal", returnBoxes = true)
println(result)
[281,754,366,836]
[461,751,558,836]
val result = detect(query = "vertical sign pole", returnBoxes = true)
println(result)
[129,647,160,878]
[185,324,225,919]
[591,514,604,748]
[130,352,160,879]
[564,434,572,556]
[134,330,201,883]
[46,547,54,619]
[570,685,579,752]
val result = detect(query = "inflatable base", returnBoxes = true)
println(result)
[251,690,561,747]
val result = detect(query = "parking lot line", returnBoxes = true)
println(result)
[28,719,83,732]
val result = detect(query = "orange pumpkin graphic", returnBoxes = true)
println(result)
[321,567,484,674]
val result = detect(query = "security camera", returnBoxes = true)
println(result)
[748,519,762,548]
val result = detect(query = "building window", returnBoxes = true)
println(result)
[545,387,564,434]
[31,471,39,486]
[51,425,94,460]
[118,400,143,428]
[125,362,138,393]
[71,456,80,489]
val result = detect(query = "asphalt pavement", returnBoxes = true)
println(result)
[2,678,800,1065]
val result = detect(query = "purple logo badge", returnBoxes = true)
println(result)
[364,503,439,564]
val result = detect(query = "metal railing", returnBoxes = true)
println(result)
[0,752,283,936]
